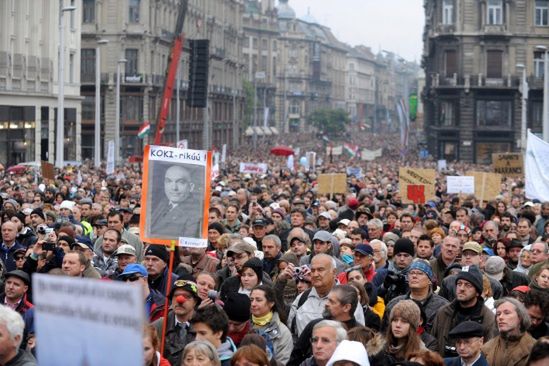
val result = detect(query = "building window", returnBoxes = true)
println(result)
[529,100,543,131]
[70,0,75,29]
[289,102,300,115]
[80,48,96,82]
[476,100,512,127]
[83,0,95,23]
[536,0,549,26]
[486,50,503,78]
[442,0,454,25]
[439,100,457,126]
[129,0,140,23]
[487,0,503,25]
[535,52,545,78]
[444,50,457,78]
[69,53,74,83]
[440,141,458,161]
[125,49,139,75]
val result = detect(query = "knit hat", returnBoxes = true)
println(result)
[484,256,506,281]
[30,208,46,221]
[3,199,19,210]
[58,234,75,248]
[455,265,483,294]
[207,222,226,235]
[409,260,434,283]
[15,211,26,224]
[223,292,251,322]
[144,245,170,263]
[394,238,415,257]
[241,257,263,281]
[389,300,421,329]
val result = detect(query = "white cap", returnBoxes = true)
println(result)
[327,340,369,366]
[338,218,350,226]
[59,200,75,210]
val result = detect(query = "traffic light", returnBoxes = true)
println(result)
[187,39,209,108]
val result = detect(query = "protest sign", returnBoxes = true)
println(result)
[106,140,115,175]
[34,274,144,366]
[466,171,502,201]
[41,161,55,180]
[326,145,343,156]
[177,139,188,149]
[361,148,383,161]
[317,174,347,195]
[239,162,268,174]
[446,176,475,194]
[306,151,316,172]
[437,159,447,171]
[140,145,211,247]
[399,167,436,204]
[346,167,363,179]
[492,153,524,177]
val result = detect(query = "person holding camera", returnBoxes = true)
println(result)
[376,238,415,303]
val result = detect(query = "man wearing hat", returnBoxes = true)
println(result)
[109,244,137,279]
[484,256,529,296]
[152,280,199,366]
[317,212,332,231]
[383,259,448,334]
[119,263,165,322]
[29,208,46,231]
[224,292,252,347]
[506,239,525,270]
[250,218,268,251]
[299,231,347,273]
[444,321,488,366]
[0,270,32,317]
[180,241,219,277]
[439,242,503,302]
[216,240,257,285]
[144,245,179,295]
[354,243,376,282]
[432,265,497,357]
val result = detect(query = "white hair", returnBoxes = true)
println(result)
[369,239,388,260]
[313,320,348,344]
[0,305,25,347]
[312,253,337,270]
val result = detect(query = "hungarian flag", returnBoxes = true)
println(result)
[137,121,150,139]
[344,142,358,158]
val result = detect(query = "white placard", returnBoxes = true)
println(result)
[447,176,475,194]
[148,146,207,166]
[34,274,144,366]
[106,140,115,175]
[239,162,268,174]
[221,144,227,163]
[179,237,208,248]
[437,159,447,171]
[177,139,188,149]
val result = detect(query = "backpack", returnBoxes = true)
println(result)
[290,288,312,335]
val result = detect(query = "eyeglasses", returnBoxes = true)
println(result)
[125,276,143,282]
[14,256,25,261]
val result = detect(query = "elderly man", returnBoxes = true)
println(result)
[482,297,536,366]
[444,321,488,366]
[430,236,460,286]
[261,234,282,277]
[0,305,37,365]
[288,254,364,337]
[300,320,347,366]
[370,239,389,270]
[0,221,24,272]
[150,165,202,239]
[144,245,179,295]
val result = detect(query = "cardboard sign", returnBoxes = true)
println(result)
[466,171,502,201]
[239,162,268,174]
[41,161,55,180]
[34,274,144,366]
[317,174,347,195]
[492,153,524,177]
[447,176,475,194]
[140,145,211,247]
[399,167,436,204]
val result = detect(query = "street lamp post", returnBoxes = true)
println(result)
[95,39,109,168]
[115,58,127,164]
[56,3,76,169]
[537,45,549,142]
[516,64,528,154]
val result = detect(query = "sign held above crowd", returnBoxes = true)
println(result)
[399,167,436,204]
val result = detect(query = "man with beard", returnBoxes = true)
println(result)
[500,212,515,236]
[506,239,523,270]
[535,202,549,236]
[288,285,358,366]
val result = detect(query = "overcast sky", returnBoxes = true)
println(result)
[285,0,425,62]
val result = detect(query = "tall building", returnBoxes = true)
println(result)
[423,0,548,163]
[275,0,348,133]
[0,0,82,165]
[346,46,377,129]
[80,0,246,160]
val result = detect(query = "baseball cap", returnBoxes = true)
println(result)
[462,241,482,254]
[226,241,256,257]
[115,244,136,257]
[313,230,333,243]
[118,263,148,279]
[354,244,374,256]
[319,212,331,220]
[338,219,351,226]
[252,218,267,227]
[170,279,201,302]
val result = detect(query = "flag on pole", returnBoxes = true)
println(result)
[137,121,151,139]
[525,130,549,201]
[343,143,358,158]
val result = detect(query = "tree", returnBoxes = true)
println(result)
[242,79,255,127]
[307,108,350,137]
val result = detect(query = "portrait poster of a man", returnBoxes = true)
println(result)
[140,145,211,246]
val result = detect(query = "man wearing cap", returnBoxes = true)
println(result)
[180,243,220,277]
[484,256,529,296]
[109,244,137,279]
[432,265,497,357]
[299,231,347,273]
[119,263,165,322]
[250,218,268,251]
[153,280,199,366]
[92,218,108,241]
[439,242,503,302]
[506,239,525,270]
[29,208,46,232]
[382,259,448,334]
[224,292,252,347]
[317,212,332,231]
[144,245,179,295]
[354,243,376,282]
[11,211,37,248]
[444,321,488,366]
[0,270,32,317]
[216,240,257,285]
[92,228,121,278]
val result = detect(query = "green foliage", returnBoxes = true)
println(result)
[242,79,255,127]
[307,108,350,137]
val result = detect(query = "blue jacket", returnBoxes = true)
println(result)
[444,354,489,366]
[0,241,24,272]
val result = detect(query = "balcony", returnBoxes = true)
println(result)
[431,73,520,90]
[81,72,109,85]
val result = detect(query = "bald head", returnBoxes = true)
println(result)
[164,165,192,204]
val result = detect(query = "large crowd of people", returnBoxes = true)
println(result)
[0,131,548,366]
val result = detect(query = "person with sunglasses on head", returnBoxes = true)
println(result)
[119,263,165,322]
[152,279,200,366]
